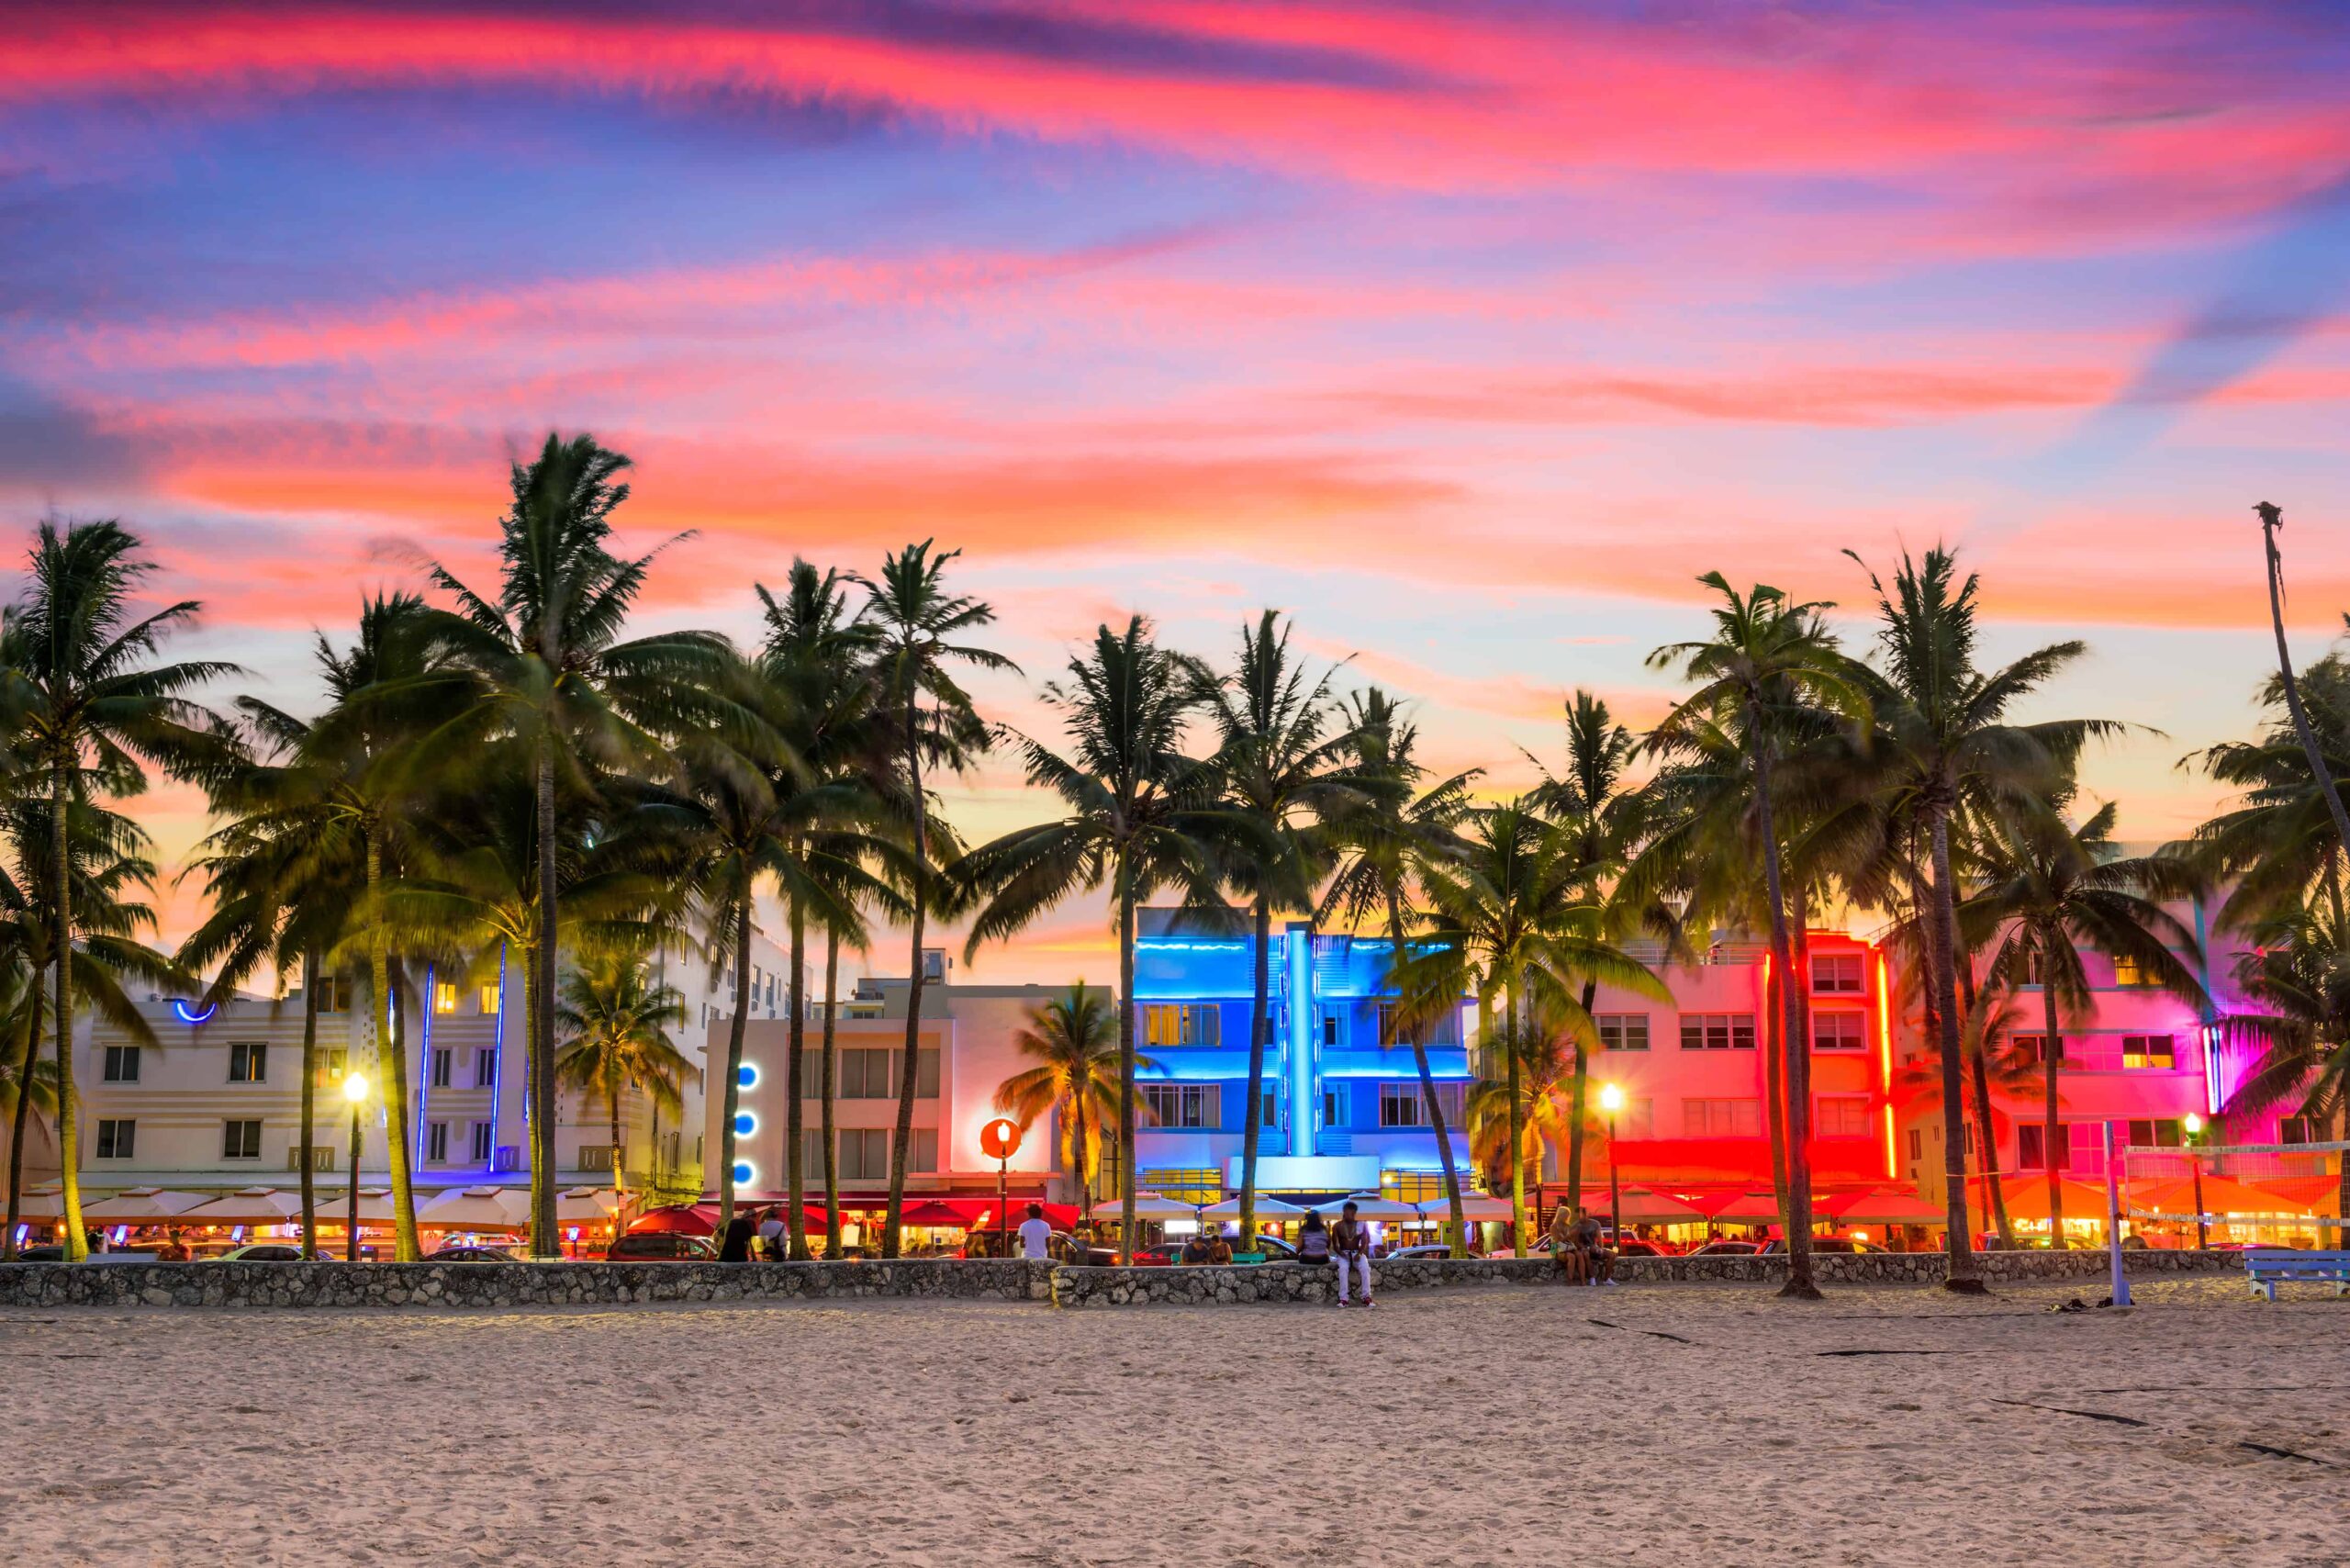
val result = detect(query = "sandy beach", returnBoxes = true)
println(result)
[5,1276,2344,1566]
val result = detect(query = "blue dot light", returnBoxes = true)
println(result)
[737,1063,758,1089]
[733,1160,755,1186]
[733,1112,756,1137]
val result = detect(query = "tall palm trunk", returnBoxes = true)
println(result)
[531,744,560,1258]
[821,927,841,1259]
[2039,930,2066,1244]
[716,894,755,1238]
[1565,979,1595,1212]
[1751,732,1818,1299]
[885,703,928,1260]
[1762,958,1791,1233]
[298,949,320,1258]
[1925,810,1985,1291]
[1116,860,1138,1265]
[1506,980,1528,1258]
[1237,895,1271,1247]
[1393,891,1466,1256]
[2260,504,2350,852]
[5,981,47,1259]
[1955,945,2012,1249]
[369,830,421,1261]
[784,893,810,1260]
[52,756,84,1260]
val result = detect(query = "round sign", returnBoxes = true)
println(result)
[979,1117,1023,1160]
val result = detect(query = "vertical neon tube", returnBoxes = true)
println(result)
[413,962,434,1166]
[1285,924,1315,1158]
[487,944,507,1170]
[1875,954,1896,1178]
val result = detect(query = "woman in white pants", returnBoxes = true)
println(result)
[1331,1200,1374,1308]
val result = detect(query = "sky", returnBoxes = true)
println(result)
[3,0,2348,986]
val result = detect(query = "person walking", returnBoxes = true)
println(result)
[1331,1200,1374,1308]
[1017,1203,1054,1261]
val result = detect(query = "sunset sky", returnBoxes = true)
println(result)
[4,2,2348,984]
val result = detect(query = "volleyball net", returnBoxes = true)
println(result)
[2118,1139,2345,1232]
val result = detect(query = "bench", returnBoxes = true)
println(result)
[2245,1250,2350,1301]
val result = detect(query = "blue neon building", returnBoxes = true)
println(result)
[1126,908,1472,1201]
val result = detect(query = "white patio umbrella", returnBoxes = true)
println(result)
[555,1186,621,1226]
[1327,1193,1418,1220]
[320,1188,398,1226]
[11,1184,63,1219]
[1202,1194,1304,1218]
[418,1186,530,1231]
[1090,1192,1200,1220]
[176,1187,308,1226]
[80,1187,211,1221]
[1421,1193,1514,1222]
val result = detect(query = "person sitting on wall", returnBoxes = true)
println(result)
[1549,1204,1586,1286]
[1297,1210,1331,1264]
[1181,1229,1215,1264]
[1204,1228,1234,1265]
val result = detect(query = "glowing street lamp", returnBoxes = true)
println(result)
[1598,1083,1626,1249]
[341,1071,370,1263]
[2183,1112,2209,1250]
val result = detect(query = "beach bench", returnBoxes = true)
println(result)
[2245,1250,2350,1301]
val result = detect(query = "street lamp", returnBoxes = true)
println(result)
[1598,1083,1626,1249]
[341,1070,370,1263]
[2183,1112,2209,1250]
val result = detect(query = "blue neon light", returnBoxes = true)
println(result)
[487,945,506,1166]
[170,1000,217,1025]
[737,1063,758,1089]
[733,1111,756,1137]
[733,1160,754,1185]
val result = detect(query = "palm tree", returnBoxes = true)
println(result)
[1465,1008,1581,1201]
[2184,649,2350,935]
[959,616,1228,1263]
[1319,689,1476,1254]
[554,950,698,1194]
[856,542,1012,1259]
[2255,504,2350,856]
[423,434,733,1257]
[991,982,1151,1217]
[1965,798,2206,1238]
[1649,574,1866,1298]
[6,519,233,1258]
[1891,979,2043,1243]
[1196,611,1362,1247]
[1843,546,2119,1293]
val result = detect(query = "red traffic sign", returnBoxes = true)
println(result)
[979,1117,1023,1160]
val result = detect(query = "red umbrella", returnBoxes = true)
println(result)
[628,1203,719,1237]
[898,1200,970,1227]
[1695,1191,1781,1221]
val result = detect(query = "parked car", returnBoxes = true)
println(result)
[1382,1243,1459,1260]
[429,1245,515,1263]
[606,1231,717,1262]
[1758,1237,1885,1255]
[13,1244,162,1264]
[1611,1239,1672,1258]
[1249,1233,1300,1262]
[215,1243,307,1261]
[1686,1240,1761,1257]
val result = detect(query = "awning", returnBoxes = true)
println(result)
[629,1203,719,1237]
[2249,1174,2337,1209]
[1970,1174,2108,1223]
[417,1187,530,1231]
[1690,1191,1781,1221]
[175,1187,309,1226]
[1590,1187,1707,1222]
[1817,1188,1947,1225]
[2135,1173,2311,1218]
[1091,1192,1201,1220]
[80,1188,211,1221]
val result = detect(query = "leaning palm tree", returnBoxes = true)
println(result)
[1196,610,1363,1247]
[1649,574,1866,1298]
[554,950,698,1195]
[1319,690,1477,1254]
[991,982,1147,1219]
[855,542,1012,1258]
[1965,798,2205,1238]
[1842,546,2120,1293]
[2255,504,2350,856]
[2182,649,2350,936]
[959,616,1231,1263]
[421,434,734,1257]
[5,519,234,1258]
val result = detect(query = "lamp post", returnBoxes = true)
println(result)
[1598,1083,1625,1248]
[2184,1113,2209,1250]
[342,1070,369,1263]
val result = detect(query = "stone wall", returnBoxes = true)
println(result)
[1048,1248,2238,1306]
[0,1257,1056,1311]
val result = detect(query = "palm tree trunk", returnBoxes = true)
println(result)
[610,1097,623,1199]
[2260,505,2350,853]
[822,927,841,1260]
[369,831,421,1262]
[1393,891,1466,1257]
[1237,894,1270,1249]
[785,886,809,1260]
[1762,945,1791,1236]
[1506,981,1528,1258]
[1116,859,1138,1265]
[1954,943,2012,1249]
[1565,979,1595,1213]
[4,980,47,1259]
[2040,933,2065,1245]
[51,756,84,1261]
[717,894,755,1239]
[1926,809,1985,1292]
[885,702,928,1260]
[1751,732,1818,1300]
[298,948,319,1259]
[532,743,560,1259]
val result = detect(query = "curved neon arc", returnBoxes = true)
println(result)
[171,1000,218,1025]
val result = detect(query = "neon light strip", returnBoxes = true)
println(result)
[487,944,506,1170]
[414,962,434,1166]
[170,999,217,1025]
[1875,954,1896,1178]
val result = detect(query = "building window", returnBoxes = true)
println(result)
[2121,1035,2176,1070]
[1813,954,1863,993]
[1141,1003,1221,1047]
[1378,1081,1465,1127]
[2014,1035,2059,1065]
[2018,1124,2067,1170]
[319,1048,349,1087]
[1324,1089,1343,1129]
[835,1128,934,1181]
[1907,1128,1923,1161]
[1140,1083,1220,1128]
[2110,953,2153,987]
[1678,1014,1756,1051]
[314,973,346,1014]
[430,1048,453,1089]
[832,1047,940,1100]
[433,980,459,1014]
[1683,1098,1761,1137]
[1140,1169,1222,1204]
[1374,1002,1401,1047]
[426,1122,449,1163]
[470,1122,494,1162]
[1813,1012,1867,1051]
[103,1044,140,1083]
[95,1118,135,1159]
[1596,1014,1650,1051]
[228,1041,268,1083]
[479,983,499,1014]
[2280,1116,2318,1145]
[1261,1092,1282,1131]
[1381,1171,1453,1204]
[474,1047,498,1088]
[1815,1095,1873,1138]
[222,1119,263,1160]
[1322,1011,1341,1047]
[2125,1118,2184,1148]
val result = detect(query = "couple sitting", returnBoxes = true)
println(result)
[1297,1202,1375,1307]
[1548,1204,1616,1286]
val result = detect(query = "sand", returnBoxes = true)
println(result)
[4,1275,2345,1566]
